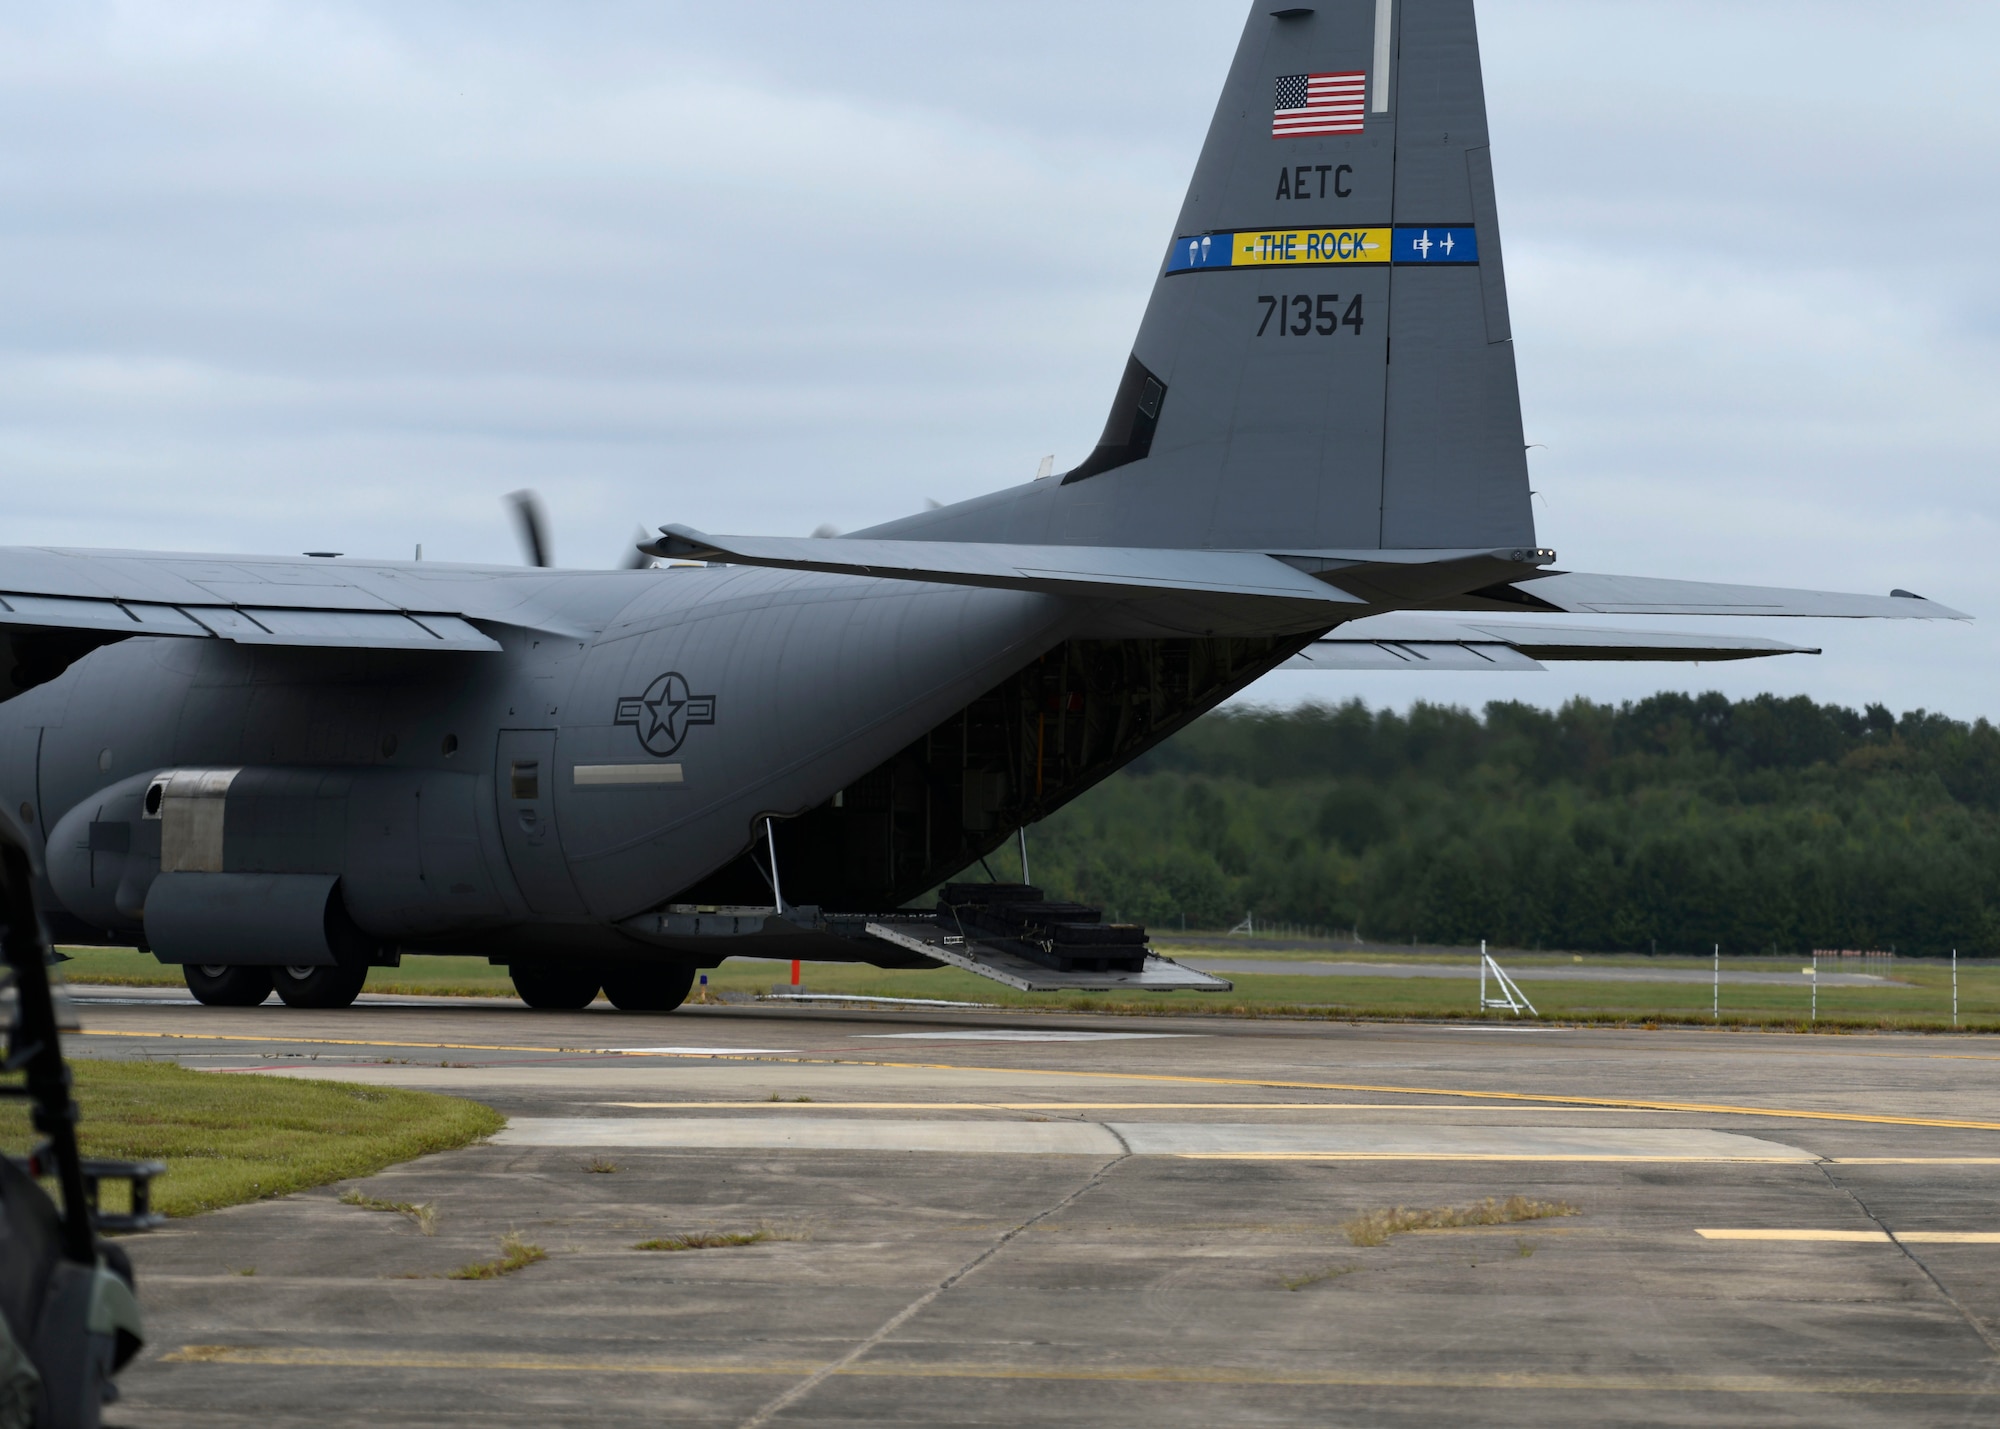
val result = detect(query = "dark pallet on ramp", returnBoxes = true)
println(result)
[864,885,1231,993]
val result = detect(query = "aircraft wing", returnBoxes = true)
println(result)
[0,547,575,653]
[1284,616,1819,672]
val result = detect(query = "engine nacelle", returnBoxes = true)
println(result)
[143,871,364,967]
[45,765,513,948]
[45,770,160,934]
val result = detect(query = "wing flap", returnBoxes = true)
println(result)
[1285,640,1545,672]
[225,608,501,651]
[1283,616,1820,670]
[0,593,210,637]
[0,590,501,653]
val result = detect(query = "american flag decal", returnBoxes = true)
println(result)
[1272,71,1367,138]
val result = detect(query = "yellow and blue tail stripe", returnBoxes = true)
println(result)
[1166,225,1478,275]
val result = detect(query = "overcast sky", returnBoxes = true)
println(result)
[2,1,1995,719]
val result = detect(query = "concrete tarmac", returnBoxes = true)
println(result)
[69,994,2000,1427]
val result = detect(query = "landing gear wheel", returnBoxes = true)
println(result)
[272,962,369,1009]
[184,964,274,1007]
[601,963,696,1013]
[510,965,601,1010]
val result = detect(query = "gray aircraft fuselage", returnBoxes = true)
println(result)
[11,559,1301,970]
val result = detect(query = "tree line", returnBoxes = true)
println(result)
[1025,693,2000,955]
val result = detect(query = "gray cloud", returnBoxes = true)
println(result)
[0,1,1993,715]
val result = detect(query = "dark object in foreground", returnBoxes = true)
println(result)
[0,825,151,1428]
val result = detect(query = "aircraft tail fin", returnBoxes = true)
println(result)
[862,0,1532,554]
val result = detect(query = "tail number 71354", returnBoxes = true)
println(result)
[1256,294,1364,337]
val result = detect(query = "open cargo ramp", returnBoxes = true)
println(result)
[862,913,1233,995]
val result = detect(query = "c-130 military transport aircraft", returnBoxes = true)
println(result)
[0,0,1963,1012]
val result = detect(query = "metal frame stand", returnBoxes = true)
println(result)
[1477,940,1537,1017]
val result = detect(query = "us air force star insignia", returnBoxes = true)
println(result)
[613,672,716,757]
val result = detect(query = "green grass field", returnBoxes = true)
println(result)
[54,943,2000,1031]
[0,1060,502,1217]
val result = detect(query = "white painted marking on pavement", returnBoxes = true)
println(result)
[494,1118,1811,1161]
[853,1031,1188,1042]
[601,1046,796,1056]
[1119,1124,1814,1160]
[495,1117,1121,1154]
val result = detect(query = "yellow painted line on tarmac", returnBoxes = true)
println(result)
[160,1346,808,1376]
[1698,1229,2000,1243]
[155,1345,1999,1395]
[1178,1152,1805,1163]
[819,1060,2000,1133]
[600,1101,1677,1112]
[73,1029,2000,1134]
[1699,1229,1891,1242]
[1194,1154,2000,1165]
[76,1029,652,1056]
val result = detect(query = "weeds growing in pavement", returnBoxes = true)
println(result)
[635,1221,812,1252]
[1281,1264,1360,1291]
[340,1189,439,1235]
[446,1231,546,1280]
[637,1230,770,1252]
[1342,1196,1577,1247]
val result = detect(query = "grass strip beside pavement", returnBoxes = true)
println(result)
[0,1059,503,1218]
[52,944,2000,1031]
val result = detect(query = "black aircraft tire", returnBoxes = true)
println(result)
[510,965,601,1010]
[272,962,369,1010]
[601,964,696,1014]
[184,964,275,1007]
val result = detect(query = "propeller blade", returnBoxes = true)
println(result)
[506,490,552,568]
[622,528,655,570]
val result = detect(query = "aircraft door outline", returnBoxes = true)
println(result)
[494,728,586,916]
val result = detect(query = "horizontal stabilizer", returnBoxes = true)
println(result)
[1284,616,1819,672]
[1495,572,1968,621]
[646,526,1363,606]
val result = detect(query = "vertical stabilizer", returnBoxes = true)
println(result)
[863,0,1534,554]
